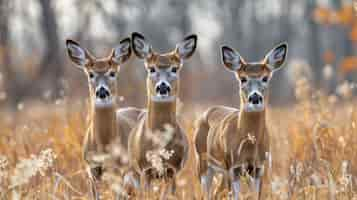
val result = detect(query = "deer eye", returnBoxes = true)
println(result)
[262,76,269,83]
[88,72,95,79]
[171,67,178,73]
[109,71,116,78]
[240,76,248,84]
[149,67,156,73]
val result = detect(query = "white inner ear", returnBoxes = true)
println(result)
[224,50,241,70]
[134,38,150,57]
[113,42,129,62]
[267,47,285,66]
[68,44,86,62]
[177,39,194,57]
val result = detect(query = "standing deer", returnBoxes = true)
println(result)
[194,43,288,199]
[65,38,144,199]
[126,32,197,198]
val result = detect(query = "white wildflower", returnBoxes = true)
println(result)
[146,149,174,176]
[0,92,7,101]
[338,136,346,148]
[323,64,333,81]
[0,155,9,193]
[271,177,288,199]
[10,149,57,188]
[338,160,352,192]
[336,81,353,99]
[17,103,24,111]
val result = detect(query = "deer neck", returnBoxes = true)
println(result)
[89,101,117,150]
[147,98,176,130]
[238,100,266,139]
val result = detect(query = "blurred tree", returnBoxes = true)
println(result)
[306,0,323,86]
[0,0,10,69]
[314,1,357,81]
[38,0,63,98]
[0,0,17,105]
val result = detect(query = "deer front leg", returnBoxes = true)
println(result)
[229,167,241,200]
[84,149,104,200]
[140,169,153,199]
[160,177,176,200]
[86,165,102,200]
[249,166,265,200]
[159,167,177,200]
[201,165,214,200]
[123,170,140,195]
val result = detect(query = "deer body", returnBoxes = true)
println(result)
[194,43,288,200]
[66,38,144,199]
[129,101,188,175]
[83,106,143,167]
[201,106,269,170]
[127,32,197,198]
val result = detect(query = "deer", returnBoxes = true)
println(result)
[125,32,197,199]
[65,38,144,199]
[193,43,288,200]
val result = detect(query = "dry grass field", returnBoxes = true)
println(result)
[1,0,357,199]
[0,78,357,200]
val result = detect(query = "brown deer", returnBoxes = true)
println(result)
[65,38,144,199]
[193,43,288,199]
[126,32,197,198]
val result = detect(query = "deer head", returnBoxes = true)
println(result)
[221,43,288,112]
[131,32,197,102]
[66,38,131,107]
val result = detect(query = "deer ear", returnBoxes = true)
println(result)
[66,39,92,68]
[175,34,197,60]
[221,46,244,72]
[131,32,152,59]
[111,37,131,65]
[264,42,288,71]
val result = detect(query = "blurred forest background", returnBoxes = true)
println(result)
[1,1,357,199]
[0,0,356,109]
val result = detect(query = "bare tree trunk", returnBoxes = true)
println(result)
[0,0,10,75]
[306,0,322,87]
[332,0,354,81]
[0,0,17,106]
[271,0,294,105]
[38,0,63,99]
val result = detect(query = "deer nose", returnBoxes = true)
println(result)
[96,87,110,99]
[156,82,171,95]
[248,92,263,105]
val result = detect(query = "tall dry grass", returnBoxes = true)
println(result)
[0,71,357,199]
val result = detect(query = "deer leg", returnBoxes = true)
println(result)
[123,170,140,193]
[249,166,264,200]
[258,178,263,200]
[140,170,152,199]
[89,178,99,200]
[160,176,175,200]
[230,179,241,200]
[201,165,214,200]
[214,173,229,199]
[117,170,139,200]
[229,167,241,200]
[86,165,102,200]
[257,166,266,200]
